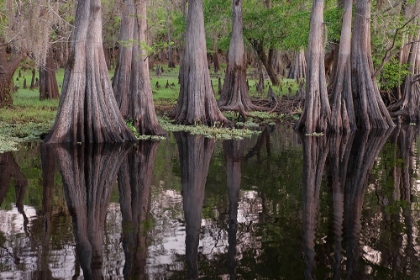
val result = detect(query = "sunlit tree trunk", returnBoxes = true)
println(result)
[295,0,331,133]
[45,0,136,143]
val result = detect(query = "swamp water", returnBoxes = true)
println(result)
[1,125,420,279]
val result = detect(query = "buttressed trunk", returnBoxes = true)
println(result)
[113,0,164,136]
[351,0,394,129]
[218,0,261,116]
[328,0,355,133]
[173,0,228,126]
[45,0,136,143]
[295,0,331,133]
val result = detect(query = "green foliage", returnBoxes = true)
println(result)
[378,58,410,92]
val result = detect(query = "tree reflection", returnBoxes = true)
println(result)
[33,144,56,279]
[223,139,245,279]
[175,132,215,280]
[117,141,160,279]
[301,129,392,279]
[344,129,391,278]
[300,135,329,280]
[53,143,131,279]
[0,151,28,232]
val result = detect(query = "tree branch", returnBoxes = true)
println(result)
[372,12,420,79]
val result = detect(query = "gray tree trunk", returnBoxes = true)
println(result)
[351,0,394,129]
[218,0,261,117]
[295,0,331,133]
[45,0,136,143]
[113,0,164,135]
[328,0,355,133]
[173,0,228,126]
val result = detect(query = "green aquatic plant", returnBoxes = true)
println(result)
[158,116,260,140]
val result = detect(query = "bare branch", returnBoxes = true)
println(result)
[372,12,420,79]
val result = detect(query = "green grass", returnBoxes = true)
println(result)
[0,64,297,153]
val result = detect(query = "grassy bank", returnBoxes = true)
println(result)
[0,65,298,152]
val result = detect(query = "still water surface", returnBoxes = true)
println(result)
[1,125,420,279]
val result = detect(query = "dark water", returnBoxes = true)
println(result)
[1,125,420,279]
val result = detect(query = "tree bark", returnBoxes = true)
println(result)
[113,0,164,135]
[218,0,262,117]
[213,34,220,73]
[45,0,136,143]
[175,132,215,280]
[0,44,22,107]
[118,141,159,278]
[351,0,394,129]
[328,0,355,133]
[172,0,229,126]
[295,0,331,133]
[39,47,60,100]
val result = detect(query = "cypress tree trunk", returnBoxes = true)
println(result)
[218,0,261,116]
[289,48,307,82]
[112,0,164,135]
[39,47,60,100]
[0,43,22,108]
[295,0,331,134]
[328,0,355,133]
[351,0,394,129]
[45,0,136,143]
[173,0,228,126]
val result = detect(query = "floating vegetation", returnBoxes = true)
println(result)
[0,121,52,153]
[158,117,260,140]
[305,132,324,137]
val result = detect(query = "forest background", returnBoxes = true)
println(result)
[0,0,418,150]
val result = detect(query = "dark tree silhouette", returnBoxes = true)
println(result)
[175,132,215,279]
[54,143,131,279]
[118,141,160,278]
[45,0,136,143]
